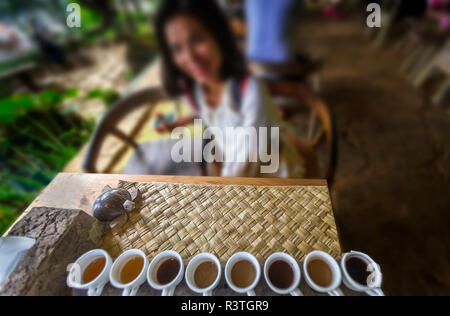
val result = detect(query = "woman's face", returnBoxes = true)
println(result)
[164,14,223,84]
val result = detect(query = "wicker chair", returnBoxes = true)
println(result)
[414,39,450,106]
[265,80,337,185]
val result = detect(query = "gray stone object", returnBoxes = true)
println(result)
[0,207,107,296]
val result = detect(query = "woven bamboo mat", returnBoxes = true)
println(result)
[101,181,341,262]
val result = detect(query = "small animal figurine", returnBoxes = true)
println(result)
[92,185,141,228]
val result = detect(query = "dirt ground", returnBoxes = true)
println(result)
[297,17,450,295]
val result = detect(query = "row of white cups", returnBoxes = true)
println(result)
[67,249,384,296]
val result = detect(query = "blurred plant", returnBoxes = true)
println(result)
[78,0,117,31]
[85,88,120,107]
[0,89,95,234]
[0,89,77,124]
[79,4,103,31]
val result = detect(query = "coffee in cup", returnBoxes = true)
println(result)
[121,256,145,284]
[194,261,218,289]
[307,258,333,288]
[303,251,344,296]
[147,250,184,296]
[110,249,149,296]
[225,252,261,296]
[264,253,303,296]
[185,253,222,296]
[340,251,384,296]
[345,257,370,286]
[231,260,256,288]
[67,249,113,296]
[268,260,293,289]
[157,257,180,285]
[83,257,107,284]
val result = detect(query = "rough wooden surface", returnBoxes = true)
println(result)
[0,207,107,296]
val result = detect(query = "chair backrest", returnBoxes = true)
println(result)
[265,80,338,186]
[435,40,450,75]
[83,87,167,173]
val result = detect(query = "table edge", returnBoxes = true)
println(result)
[62,173,329,187]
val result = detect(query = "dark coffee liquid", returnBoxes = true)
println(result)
[157,257,180,285]
[268,260,294,289]
[346,257,370,286]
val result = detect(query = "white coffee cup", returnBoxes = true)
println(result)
[225,252,261,296]
[264,253,303,296]
[109,249,149,296]
[67,249,112,296]
[303,251,344,296]
[340,251,384,296]
[185,253,222,296]
[147,250,184,296]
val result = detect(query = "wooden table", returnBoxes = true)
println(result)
[3,173,328,237]
[2,173,360,296]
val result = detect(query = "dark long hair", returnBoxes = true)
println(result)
[155,0,247,97]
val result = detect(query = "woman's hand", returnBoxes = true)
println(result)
[154,113,172,134]
[154,114,196,134]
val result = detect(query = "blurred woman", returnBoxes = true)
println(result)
[154,0,305,178]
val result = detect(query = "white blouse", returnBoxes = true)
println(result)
[187,76,305,178]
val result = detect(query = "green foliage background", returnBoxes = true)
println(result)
[0,90,95,234]
[0,0,161,234]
